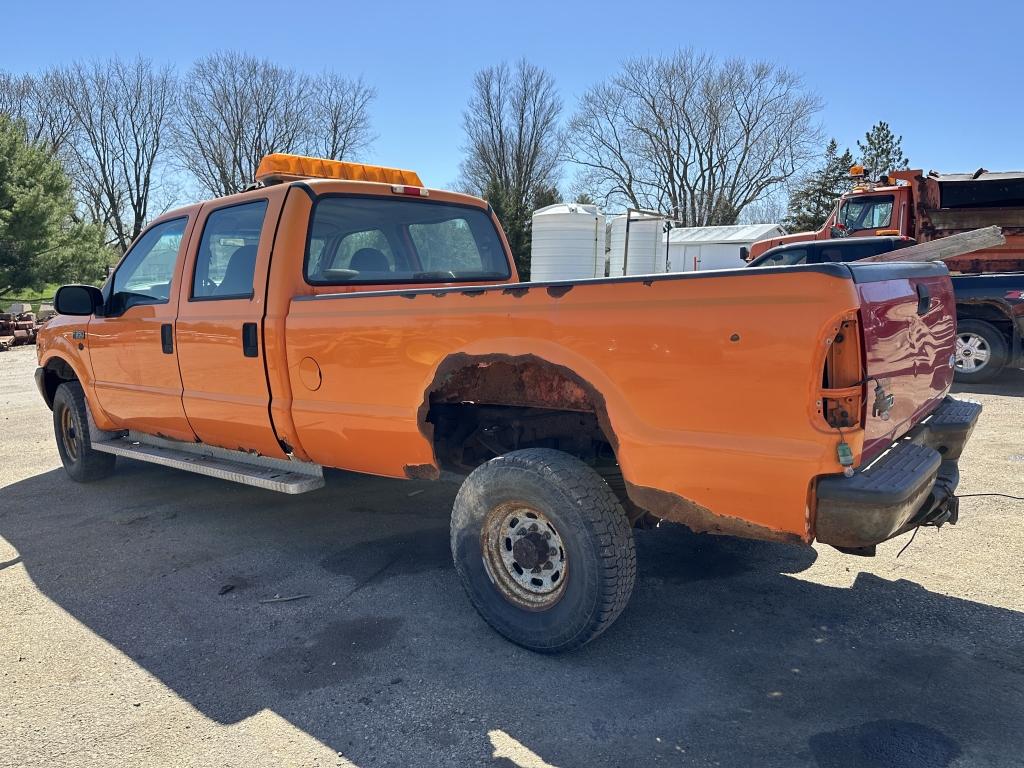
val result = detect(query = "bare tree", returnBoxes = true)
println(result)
[176,52,312,196]
[459,59,562,207]
[565,49,822,226]
[0,71,33,121]
[458,60,562,277]
[50,57,177,251]
[309,73,376,160]
[738,193,788,225]
[0,70,76,153]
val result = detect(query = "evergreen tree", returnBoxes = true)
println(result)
[784,139,854,232]
[856,121,909,177]
[0,116,110,294]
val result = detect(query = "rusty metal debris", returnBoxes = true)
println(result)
[0,303,53,351]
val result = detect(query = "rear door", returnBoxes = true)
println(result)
[849,262,957,459]
[174,190,286,458]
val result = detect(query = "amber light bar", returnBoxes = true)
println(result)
[254,153,423,186]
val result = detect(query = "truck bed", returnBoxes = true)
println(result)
[275,261,953,543]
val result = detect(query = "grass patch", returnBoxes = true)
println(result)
[2,284,60,315]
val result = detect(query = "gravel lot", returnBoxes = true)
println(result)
[2,345,1022,768]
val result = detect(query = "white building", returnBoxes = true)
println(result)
[663,223,784,272]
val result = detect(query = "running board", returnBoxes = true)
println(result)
[92,431,324,494]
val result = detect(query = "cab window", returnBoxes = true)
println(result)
[820,243,881,263]
[108,217,187,314]
[839,195,893,231]
[759,247,808,266]
[330,229,396,273]
[306,196,510,285]
[192,200,268,299]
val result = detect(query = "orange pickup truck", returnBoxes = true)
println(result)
[36,154,981,651]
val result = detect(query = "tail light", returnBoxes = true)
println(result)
[818,311,865,430]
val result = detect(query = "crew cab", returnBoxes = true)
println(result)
[36,154,981,652]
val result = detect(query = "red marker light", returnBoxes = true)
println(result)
[391,185,429,197]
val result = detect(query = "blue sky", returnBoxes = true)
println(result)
[3,0,1022,191]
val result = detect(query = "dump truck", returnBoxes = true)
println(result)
[748,168,1024,273]
[35,154,981,652]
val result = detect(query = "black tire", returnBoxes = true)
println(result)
[53,381,116,482]
[955,319,1008,384]
[450,448,636,653]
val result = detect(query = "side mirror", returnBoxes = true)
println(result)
[54,284,103,316]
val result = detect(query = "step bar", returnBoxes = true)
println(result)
[92,431,325,494]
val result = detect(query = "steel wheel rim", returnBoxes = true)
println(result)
[60,405,79,461]
[481,502,568,610]
[955,332,991,372]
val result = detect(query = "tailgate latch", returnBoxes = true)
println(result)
[872,381,895,420]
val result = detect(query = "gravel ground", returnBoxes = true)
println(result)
[1,344,1022,768]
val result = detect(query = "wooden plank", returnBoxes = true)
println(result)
[859,226,1006,263]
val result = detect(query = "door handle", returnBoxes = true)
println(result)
[916,283,930,316]
[160,323,173,354]
[242,322,259,358]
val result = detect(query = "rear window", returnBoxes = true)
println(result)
[750,247,808,267]
[305,196,510,285]
[820,243,882,262]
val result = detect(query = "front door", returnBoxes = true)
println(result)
[88,215,197,442]
[174,194,285,458]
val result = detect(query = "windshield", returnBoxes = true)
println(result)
[839,195,893,232]
[306,196,511,285]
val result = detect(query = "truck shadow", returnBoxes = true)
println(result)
[1,463,1021,768]
[951,367,1024,397]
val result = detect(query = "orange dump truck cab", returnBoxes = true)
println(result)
[748,168,1024,273]
[36,154,982,651]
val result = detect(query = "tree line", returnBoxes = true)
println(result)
[1,53,374,294]
[1,48,910,291]
[457,52,909,276]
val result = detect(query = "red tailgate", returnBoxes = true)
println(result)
[849,263,957,461]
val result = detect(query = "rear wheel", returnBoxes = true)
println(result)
[450,448,636,653]
[53,381,116,482]
[955,319,1008,383]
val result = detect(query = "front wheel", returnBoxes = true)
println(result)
[955,319,1008,384]
[450,448,636,653]
[52,381,116,482]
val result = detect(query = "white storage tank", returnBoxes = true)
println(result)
[663,223,785,272]
[529,203,606,281]
[608,212,665,276]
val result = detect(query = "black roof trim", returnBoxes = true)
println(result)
[294,262,852,302]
